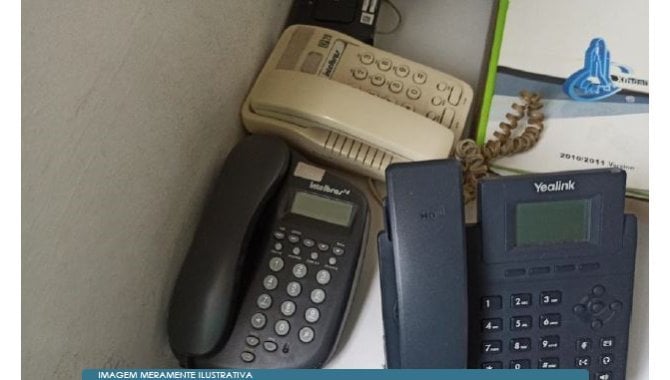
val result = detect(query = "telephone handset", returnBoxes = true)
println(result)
[241,25,473,180]
[379,160,637,380]
[168,135,369,368]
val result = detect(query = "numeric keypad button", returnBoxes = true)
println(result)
[575,356,591,368]
[359,52,374,65]
[299,327,315,343]
[538,357,559,369]
[377,58,392,71]
[256,294,272,310]
[310,289,326,304]
[292,264,307,279]
[317,243,329,251]
[273,242,283,251]
[250,313,267,329]
[291,247,301,255]
[406,86,421,100]
[511,293,532,308]
[540,335,560,350]
[481,340,502,354]
[302,238,315,248]
[481,362,502,369]
[305,307,320,323]
[510,316,532,330]
[389,80,403,93]
[371,74,386,87]
[540,290,562,305]
[394,65,410,77]
[481,296,502,310]
[274,320,290,336]
[481,318,503,332]
[539,313,561,328]
[412,70,427,84]
[240,351,255,363]
[352,67,368,80]
[332,247,345,256]
[510,359,531,369]
[263,275,278,290]
[576,338,592,352]
[245,336,259,347]
[280,301,296,317]
[269,257,284,272]
[510,338,531,352]
[286,281,302,297]
[316,270,331,285]
[288,235,300,243]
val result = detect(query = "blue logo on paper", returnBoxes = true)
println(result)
[563,38,621,101]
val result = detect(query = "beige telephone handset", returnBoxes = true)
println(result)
[241,25,474,180]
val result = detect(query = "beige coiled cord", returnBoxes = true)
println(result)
[456,90,545,202]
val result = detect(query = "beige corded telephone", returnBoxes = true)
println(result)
[241,25,473,180]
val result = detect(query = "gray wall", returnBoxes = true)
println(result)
[22,1,291,378]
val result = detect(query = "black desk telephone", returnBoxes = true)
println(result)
[168,135,369,368]
[378,160,637,380]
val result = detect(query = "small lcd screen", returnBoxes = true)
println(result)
[515,199,591,246]
[290,192,354,227]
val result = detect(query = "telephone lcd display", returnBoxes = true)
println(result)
[515,199,591,246]
[290,192,354,227]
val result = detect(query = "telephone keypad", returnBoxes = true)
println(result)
[245,336,260,347]
[540,291,562,305]
[371,74,385,86]
[240,352,255,363]
[310,289,326,304]
[511,293,532,308]
[510,338,531,352]
[510,316,532,330]
[263,275,278,290]
[481,318,503,332]
[299,327,315,343]
[539,357,560,369]
[280,301,296,317]
[251,313,267,329]
[510,359,531,369]
[359,52,374,65]
[305,307,320,323]
[287,234,300,244]
[377,58,392,71]
[412,70,427,84]
[541,335,560,350]
[286,281,302,297]
[332,247,345,256]
[406,86,421,100]
[274,320,290,336]
[482,340,503,354]
[273,231,285,240]
[269,257,284,272]
[257,294,273,310]
[394,65,409,78]
[263,341,278,352]
[316,270,331,285]
[482,361,503,369]
[352,67,368,80]
[302,238,315,248]
[482,296,502,310]
[317,243,329,251]
[292,264,308,279]
[539,313,562,328]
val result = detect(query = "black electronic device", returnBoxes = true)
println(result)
[378,160,637,380]
[285,0,380,44]
[168,135,369,368]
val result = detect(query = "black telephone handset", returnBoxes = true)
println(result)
[168,135,369,368]
[379,160,637,380]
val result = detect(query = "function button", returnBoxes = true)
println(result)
[510,338,531,352]
[539,313,561,328]
[510,316,532,330]
[311,289,326,304]
[332,246,345,256]
[274,320,290,336]
[316,270,331,285]
[263,275,278,290]
[268,257,284,272]
[600,354,614,366]
[576,338,592,352]
[257,294,272,310]
[481,318,503,332]
[610,301,623,310]
[352,67,368,80]
[540,335,560,350]
[250,313,267,329]
[530,266,551,275]
[575,356,591,368]
[310,252,319,260]
[590,301,605,313]
[360,52,375,65]
[540,291,562,306]
[448,85,462,105]
[591,319,604,330]
[280,301,296,317]
[555,264,576,273]
[600,337,615,348]
[240,351,255,363]
[273,231,286,240]
[573,304,587,315]
[305,307,320,323]
[596,372,612,380]
[389,80,403,93]
[431,96,445,106]
[510,359,531,369]
[263,340,278,352]
[511,293,532,308]
[406,86,422,100]
[592,285,606,296]
[273,242,283,251]
[288,234,300,243]
[377,58,393,71]
[505,268,526,277]
[481,296,502,310]
[292,264,308,279]
[580,262,600,272]
[481,362,502,369]
[245,336,260,347]
[436,82,450,91]
[299,327,315,343]
[286,281,302,297]
[412,70,427,84]
[328,257,337,265]
[291,246,301,255]
[317,243,329,251]
[303,238,315,248]
[394,64,410,77]
[481,340,502,354]
[538,357,559,369]
[371,73,386,86]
